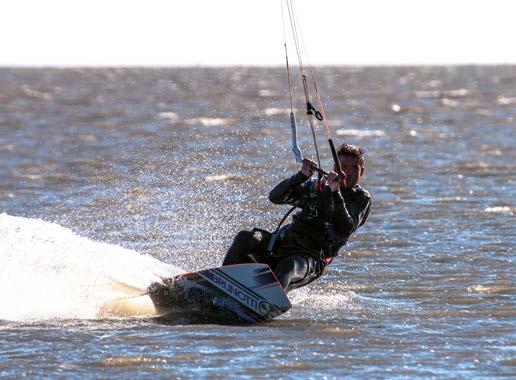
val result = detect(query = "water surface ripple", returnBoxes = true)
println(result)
[0,67,514,378]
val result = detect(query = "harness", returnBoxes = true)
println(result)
[266,205,297,254]
[267,179,339,263]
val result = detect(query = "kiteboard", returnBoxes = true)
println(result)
[147,263,291,324]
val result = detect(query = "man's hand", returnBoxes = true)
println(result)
[300,158,317,177]
[327,171,340,192]
[327,171,347,192]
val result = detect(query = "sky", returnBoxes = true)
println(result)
[1,0,515,66]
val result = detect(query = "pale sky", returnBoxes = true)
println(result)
[1,0,515,66]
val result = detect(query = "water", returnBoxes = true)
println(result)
[0,66,514,378]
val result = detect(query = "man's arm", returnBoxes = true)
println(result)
[269,158,317,206]
[268,171,309,206]
[331,189,371,238]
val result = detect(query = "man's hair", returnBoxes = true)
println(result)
[337,143,365,163]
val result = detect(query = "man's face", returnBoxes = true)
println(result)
[336,155,364,187]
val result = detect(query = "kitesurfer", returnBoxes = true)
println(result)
[222,143,371,293]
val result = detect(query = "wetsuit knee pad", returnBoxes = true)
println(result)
[223,229,271,266]
[234,230,254,243]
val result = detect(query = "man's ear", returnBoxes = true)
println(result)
[360,165,365,177]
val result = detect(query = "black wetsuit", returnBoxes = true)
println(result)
[223,171,371,292]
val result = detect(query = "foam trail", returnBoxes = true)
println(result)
[0,213,183,321]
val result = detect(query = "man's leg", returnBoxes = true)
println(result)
[222,230,270,266]
[273,255,309,292]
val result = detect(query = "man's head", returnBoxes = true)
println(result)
[335,143,365,188]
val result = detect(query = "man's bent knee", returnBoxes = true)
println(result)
[222,230,267,266]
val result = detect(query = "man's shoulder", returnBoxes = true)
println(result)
[352,184,371,199]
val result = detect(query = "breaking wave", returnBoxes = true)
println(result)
[0,213,182,321]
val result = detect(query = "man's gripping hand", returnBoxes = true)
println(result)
[300,158,317,177]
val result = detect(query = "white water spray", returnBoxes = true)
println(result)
[0,213,183,321]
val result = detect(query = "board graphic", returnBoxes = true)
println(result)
[148,264,291,324]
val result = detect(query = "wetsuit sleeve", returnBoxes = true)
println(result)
[331,189,371,238]
[268,172,310,206]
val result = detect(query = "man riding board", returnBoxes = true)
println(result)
[222,143,371,293]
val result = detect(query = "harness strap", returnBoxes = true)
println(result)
[266,205,297,253]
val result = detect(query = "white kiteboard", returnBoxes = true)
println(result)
[147,264,291,324]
